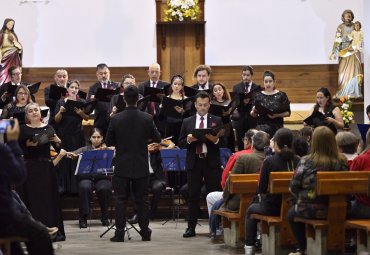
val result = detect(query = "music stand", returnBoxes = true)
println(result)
[75,150,114,176]
[160,149,187,227]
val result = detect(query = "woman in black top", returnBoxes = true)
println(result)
[0,84,32,120]
[251,71,290,137]
[305,87,344,134]
[68,128,113,228]
[210,82,235,152]
[244,128,300,255]
[55,80,89,194]
[17,102,65,241]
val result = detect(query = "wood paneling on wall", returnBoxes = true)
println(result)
[21,64,343,105]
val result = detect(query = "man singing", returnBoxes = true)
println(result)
[178,91,224,238]
[105,85,161,242]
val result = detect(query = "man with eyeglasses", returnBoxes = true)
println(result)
[87,63,119,136]
[108,74,136,118]
[0,66,34,109]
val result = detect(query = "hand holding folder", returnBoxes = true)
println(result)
[304,111,326,126]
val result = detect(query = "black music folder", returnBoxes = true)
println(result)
[209,98,239,116]
[95,88,118,102]
[144,87,165,103]
[64,100,93,115]
[27,82,41,95]
[304,111,326,126]
[183,86,210,97]
[49,85,87,100]
[6,85,17,96]
[13,109,49,124]
[161,96,194,118]
[115,95,126,112]
[32,127,56,145]
[137,96,151,111]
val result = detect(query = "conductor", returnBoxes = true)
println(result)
[105,85,161,242]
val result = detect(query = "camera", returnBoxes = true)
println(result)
[0,119,14,134]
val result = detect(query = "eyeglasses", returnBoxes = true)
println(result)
[17,92,28,96]
[12,72,22,76]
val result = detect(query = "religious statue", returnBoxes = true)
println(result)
[329,10,363,99]
[0,18,23,85]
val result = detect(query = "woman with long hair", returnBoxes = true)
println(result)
[306,87,344,134]
[288,126,348,255]
[55,80,89,194]
[0,84,31,119]
[210,82,235,152]
[244,128,300,255]
[17,102,65,241]
[0,18,22,85]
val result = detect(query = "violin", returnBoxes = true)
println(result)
[148,137,177,152]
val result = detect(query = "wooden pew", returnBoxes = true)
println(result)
[0,237,27,255]
[250,172,295,255]
[345,174,370,255]
[213,174,259,247]
[294,171,370,255]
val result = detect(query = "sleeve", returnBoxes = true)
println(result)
[105,118,116,147]
[257,158,271,194]
[0,141,26,185]
[54,99,62,116]
[221,154,237,188]
[150,119,161,143]
[178,119,191,149]
[282,92,291,114]
[289,160,305,195]
[231,155,245,174]
[87,85,96,101]
[44,86,54,108]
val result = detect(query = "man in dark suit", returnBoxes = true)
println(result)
[191,64,212,90]
[44,69,69,127]
[178,91,224,238]
[87,63,119,136]
[232,66,261,151]
[0,66,35,109]
[105,85,161,242]
[138,63,169,135]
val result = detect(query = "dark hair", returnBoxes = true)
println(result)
[97,63,108,70]
[8,66,21,76]
[341,10,354,23]
[211,82,230,101]
[168,75,185,97]
[124,85,139,106]
[336,131,359,154]
[195,91,211,102]
[354,21,362,29]
[193,65,212,78]
[242,65,254,75]
[244,129,257,145]
[256,124,273,139]
[293,136,309,157]
[0,19,18,41]
[263,70,275,81]
[171,74,184,85]
[366,105,370,115]
[89,128,103,138]
[273,128,295,161]
[252,131,270,151]
[314,87,334,112]
[300,126,313,141]
[67,80,80,88]
[120,74,135,87]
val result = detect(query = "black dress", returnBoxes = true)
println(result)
[312,105,338,134]
[0,102,26,120]
[55,98,86,194]
[253,91,291,137]
[17,124,65,240]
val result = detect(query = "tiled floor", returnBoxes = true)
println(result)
[55,219,247,255]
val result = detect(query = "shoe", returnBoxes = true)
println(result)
[110,235,124,242]
[244,245,255,255]
[79,218,87,229]
[101,217,110,226]
[183,228,196,238]
[288,249,304,255]
[140,228,152,241]
[47,227,59,239]
[128,214,138,224]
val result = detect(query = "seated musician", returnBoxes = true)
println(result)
[128,139,174,223]
[67,128,113,228]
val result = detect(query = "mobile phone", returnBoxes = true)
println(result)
[0,120,11,134]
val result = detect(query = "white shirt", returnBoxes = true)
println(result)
[245,81,252,93]
[150,80,157,88]
[198,82,209,90]
[148,152,154,174]
[195,113,208,153]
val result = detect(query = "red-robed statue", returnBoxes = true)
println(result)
[0,18,23,85]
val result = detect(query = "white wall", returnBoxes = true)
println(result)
[205,0,364,65]
[0,0,157,67]
[0,0,365,68]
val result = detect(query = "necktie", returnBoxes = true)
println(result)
[200,84,205,90]
[103,82,107,89]
[152,81,156,88]
[196,116,204,154]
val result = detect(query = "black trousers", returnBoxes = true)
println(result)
[0,213,54,255]
[149,174,166,217]
[113,175,149,235]
[287,206,307,251]
[78,178,112,218]
[187,157,222,229]
[245,202,280,246]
